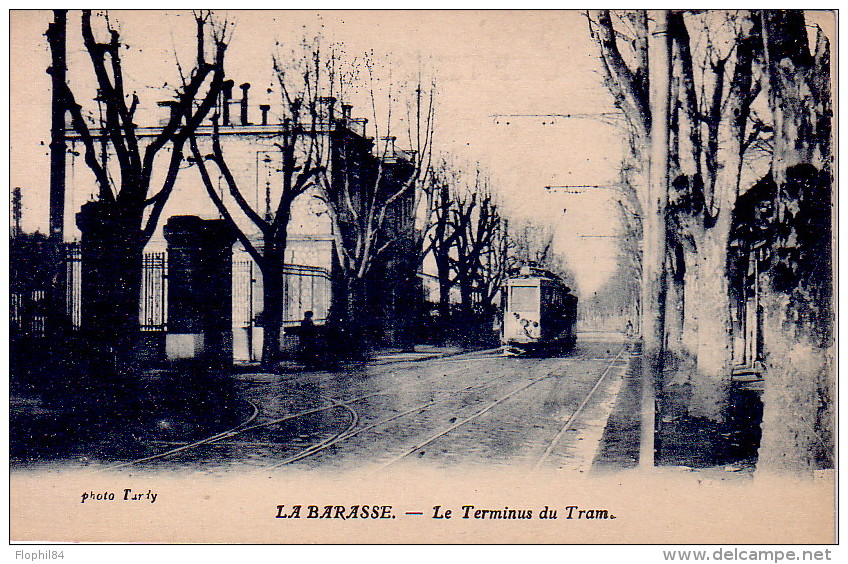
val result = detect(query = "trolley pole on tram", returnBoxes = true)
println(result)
[639,10,671,469]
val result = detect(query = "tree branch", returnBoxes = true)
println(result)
[206,123,271,234]
[588,10,650,138]
[189,135,265,266]
[60,82,114,203]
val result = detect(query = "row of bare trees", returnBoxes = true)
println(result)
[589,9,833,471]
[54,9,440,368]
[189,41,435,365]
[53,10,527,368]
[422,162,506,322]
[420,159,575,344]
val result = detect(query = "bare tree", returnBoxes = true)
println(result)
[754,11,834,473]
[477,213,511,315]
[507,219,572,279]
[421,159,461,320]
[447,181,502,316]
[56,10,227,355]
[612,176,643,327]
[422,162,513,328]
[314,60,435,346]
[665,11,763,419]
[591,10,770,421]
[189,40,330,368]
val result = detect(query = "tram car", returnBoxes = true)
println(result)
[502,265,577,355]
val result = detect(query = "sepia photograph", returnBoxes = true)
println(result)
[8,8,836,546]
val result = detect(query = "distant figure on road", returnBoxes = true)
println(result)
[299,311,319,368]
[625,319,634,338]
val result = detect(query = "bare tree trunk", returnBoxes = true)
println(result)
[436,260,452,321]
[689,230,733,420]
[59,11,226,361]
[762,11,820,185]
[685,9,757,423]
[665,245,685,359]
[259,202,292,368]
[757,292,833,473]
[458,279,474,315]
[757,124,833,471]
[343,276,370,356]
[756,12,834,473]
[680,246,700,363]
[260,260,285,369]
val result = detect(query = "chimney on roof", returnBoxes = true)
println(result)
[260,104,271,126]
[341,103,353,123]
[240,83,251,125]
[381,136,397,156]
[157,100,180,126]
[317,96,336,123]
[221,80,234,125]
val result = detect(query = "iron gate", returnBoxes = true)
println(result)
[232,258,332,362]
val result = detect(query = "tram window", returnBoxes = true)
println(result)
[510,286,538,311]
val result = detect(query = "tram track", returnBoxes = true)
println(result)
[253,364,540,471]
[254,343,628,473]
[233,346,505,392]
[185,360,534,471]
[532,344,628,470]
[97,340,628,473]
[371,343,629,472]
[374,372,561,472]
[99,355,505,472]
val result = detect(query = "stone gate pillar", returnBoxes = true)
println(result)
[164,216,235,366]
[76,200,141,344]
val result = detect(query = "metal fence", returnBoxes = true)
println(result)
[232,259,332,328]
[10,242,78,337]
[12,244,332,351]
[10,289,47,336]
[65,242,82,329]
[231,258,332,362]
[140,252,168,331]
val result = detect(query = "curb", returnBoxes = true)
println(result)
[370,346,503,366]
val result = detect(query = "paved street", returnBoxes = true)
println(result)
[11,332,633,475]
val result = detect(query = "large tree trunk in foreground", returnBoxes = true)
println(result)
[259,208,291,369]
[756,166,833,474]
[335,276,370,358]
[689,232,733,421]
[680,247,700,358]
[755,12,834,473]
[757,292,833,474]
[664,245,685,360]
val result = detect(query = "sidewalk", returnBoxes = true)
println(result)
[242,344,478,373]
[591,351,642,472]
[591,352,759,477]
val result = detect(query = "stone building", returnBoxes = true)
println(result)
[62,83,420,362]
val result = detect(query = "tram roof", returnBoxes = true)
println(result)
[506,265,572,292]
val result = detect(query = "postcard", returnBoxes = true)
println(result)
[9,9,836,545]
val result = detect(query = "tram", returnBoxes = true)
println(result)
[501,265,577,355]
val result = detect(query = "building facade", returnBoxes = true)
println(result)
[61,84,420,361]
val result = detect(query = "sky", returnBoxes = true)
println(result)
[9,10,625,296]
